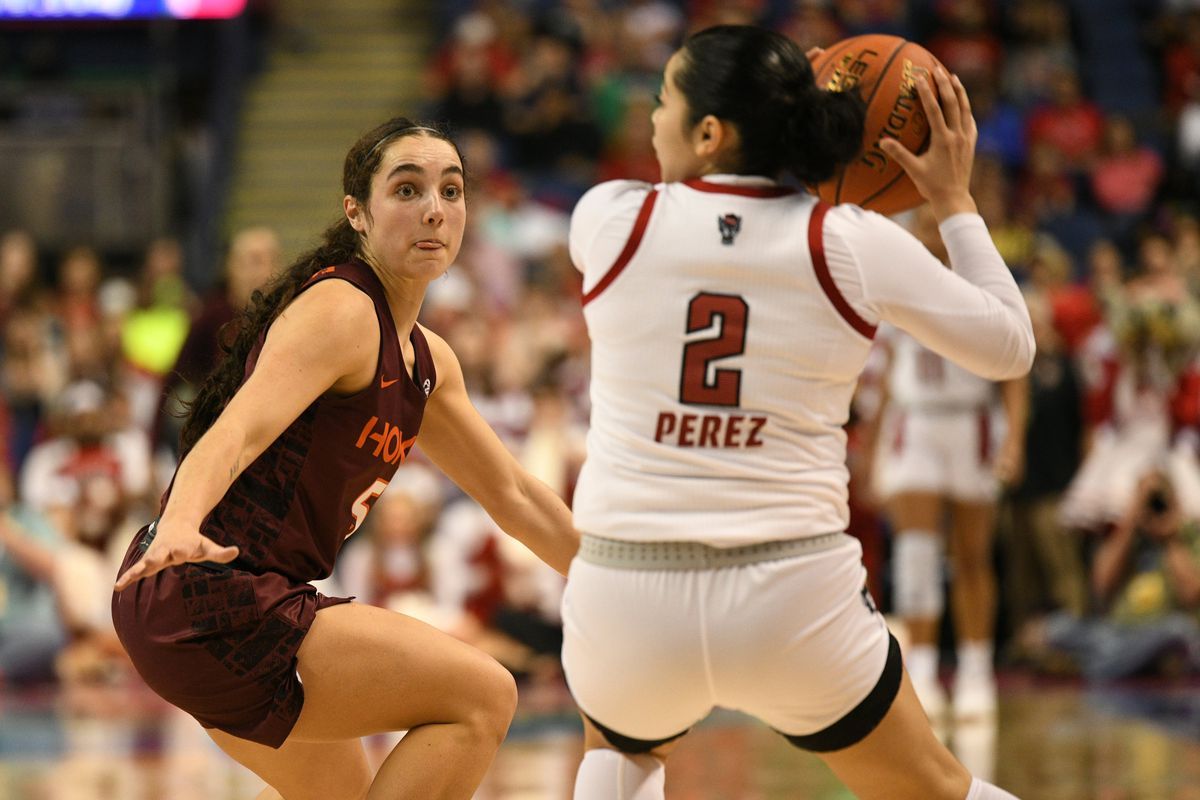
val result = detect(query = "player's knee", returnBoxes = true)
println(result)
[951,543,991,576]
[877,752,969,800]
[472,662,518,740]
[892,532,943,617]
[927,755,972,800]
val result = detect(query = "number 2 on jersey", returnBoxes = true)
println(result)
[680,292,748,406]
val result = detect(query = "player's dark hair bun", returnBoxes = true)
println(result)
[675,25,865,182]
[783,87,866,185]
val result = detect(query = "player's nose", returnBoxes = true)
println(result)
[422,193,444,226]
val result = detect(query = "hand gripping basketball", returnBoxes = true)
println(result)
[114,523,240,591]
[879,66,978,219]
[811,35,947,215]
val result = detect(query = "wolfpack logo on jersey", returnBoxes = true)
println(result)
[718,213,741,245]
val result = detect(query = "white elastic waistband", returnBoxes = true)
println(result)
[577,532,852,570]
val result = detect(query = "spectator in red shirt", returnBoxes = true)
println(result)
[1091,115,1165,218]
[1026,66,1105,170]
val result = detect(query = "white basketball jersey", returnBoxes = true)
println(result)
[571,177,877,545]
[881,325,994,410]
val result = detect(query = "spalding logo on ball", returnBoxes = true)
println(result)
[810,34,946,216]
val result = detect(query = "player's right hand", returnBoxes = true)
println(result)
[879,65,978,221]
[114,524,239,591]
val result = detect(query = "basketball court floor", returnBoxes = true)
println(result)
[1,673,1197,799]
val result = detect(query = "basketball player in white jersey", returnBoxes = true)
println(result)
[870,204,1029,723]
[563,25,1030,800]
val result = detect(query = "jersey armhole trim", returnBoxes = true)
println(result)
[294,264,393,405]
[581,189,659,307]
[301,265,338,289]
[809,202,877,340]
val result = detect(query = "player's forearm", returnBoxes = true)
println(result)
[927,190,978,223]
[491,473,580,576]
[1000,376,1029,435]
[939,214,1034,377]
[852,212,1034,380]
[160,422,254,529]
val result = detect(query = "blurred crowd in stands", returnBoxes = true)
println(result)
[4,0,1200,694]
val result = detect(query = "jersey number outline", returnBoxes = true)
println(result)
[348,477,390,538]
[679,292,749,407]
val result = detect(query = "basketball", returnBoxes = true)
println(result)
[810,35,946,216]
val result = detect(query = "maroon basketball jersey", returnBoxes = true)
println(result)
[176,259,437,583]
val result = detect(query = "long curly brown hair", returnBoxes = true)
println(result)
[179,117,461,455]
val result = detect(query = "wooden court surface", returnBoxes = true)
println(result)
[1,675,1197,799]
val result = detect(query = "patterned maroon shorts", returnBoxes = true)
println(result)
[111,524,350,748]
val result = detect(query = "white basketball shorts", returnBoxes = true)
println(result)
[561,533,900,752]
[875,407,999,503]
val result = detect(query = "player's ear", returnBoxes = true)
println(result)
[344,195,366,233]
[694,115,739,162]
[694,115,721,154]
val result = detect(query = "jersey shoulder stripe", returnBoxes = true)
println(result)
[809,202,877,340]
[581,189,659,307]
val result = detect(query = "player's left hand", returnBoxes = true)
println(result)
[993,434,1025,487]
[114,521,239,592]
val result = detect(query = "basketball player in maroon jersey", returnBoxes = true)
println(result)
[112,118,578,800]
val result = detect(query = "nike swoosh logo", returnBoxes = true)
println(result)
[380,377,400,389]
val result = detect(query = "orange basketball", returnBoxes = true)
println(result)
[810,35,945,216]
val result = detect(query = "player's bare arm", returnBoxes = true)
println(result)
[995,377,1029,485]
[116,280,378,590]
[416,327,579,575]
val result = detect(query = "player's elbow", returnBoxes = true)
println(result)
[1012,324,1037,376]
[984,322,1035,381]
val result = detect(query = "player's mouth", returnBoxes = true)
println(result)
[415,239,446,250]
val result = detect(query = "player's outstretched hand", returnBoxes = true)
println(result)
[114,523,239,591]
[879,66,978,221]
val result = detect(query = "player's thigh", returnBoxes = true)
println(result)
[207,729,371,800]
[817,670,970,800]
[561,559,711,740]
[288,602,517,742]
[887,489,943,531]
